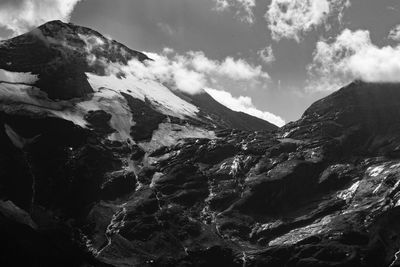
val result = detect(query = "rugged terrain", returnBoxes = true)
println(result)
[0,21,400,267]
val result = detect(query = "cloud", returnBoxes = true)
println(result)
[89,47,270,96]
[205,88,285,127]
[81,37,275,120]
[188,51,219,73]
[139,49,270,94]
[84,45,279,125]
[266,0,350,42]
[213,0,256,23]
[218,57,270,80]
[170,66,207,95]
[389,25,400,41]
[184,51,269,80]
[0,0,81,38]
[307,29,400,92]
[258,45,276,64]
[53,32,278,125]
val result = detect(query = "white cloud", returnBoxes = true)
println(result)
[171,66,207,95]
[91,48,270,96]
[187,51,219,73]
[0,0,81,38]
[266,0,350,42]
[307,29,400,92]
[85,47,279,125]
[81,38,275,121]
[214,0,230,10]
[389,25,400,41]
[205,88,285,127]
[219,57,270,80]
[183,51,269,80]
[163,47,174,54]
[258,45,276,64]
[143,50,270,94]
[213,0,256,24]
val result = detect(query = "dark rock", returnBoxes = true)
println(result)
[131,144,145,160]
[198,142,238,164]
[186,91,278,132]
[0,210,103,267]
[100,171,136,200]
[236,160,321,215]
[85,110,115,134]
[121,92,166,142]
[318,164,355,191]
[180,246,243,267]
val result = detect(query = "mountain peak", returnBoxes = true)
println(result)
[304,81,400,129]
[0,21,277,138]
[0,20,150,99]
[281,80,400,159]
[38,19,70,29]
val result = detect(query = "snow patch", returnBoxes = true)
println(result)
[0,69,38,84]
[0,83,133,142]
[229,156,241,176]
[76,88,133,142]
[337,180,360,201]
[86,72,199,119]
[0,83,85,125]
[139,123,216,153]
[368,165,385,177]
[269,215,332,246]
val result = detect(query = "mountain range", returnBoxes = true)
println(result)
[0,21,400,267]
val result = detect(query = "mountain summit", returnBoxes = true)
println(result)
[0,21,400,267]
[0,20,277,134]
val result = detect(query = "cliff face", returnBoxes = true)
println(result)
[0,21,400,267]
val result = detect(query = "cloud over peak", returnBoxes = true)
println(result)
[142,49,271,95]
[89,44,279,124]
[307,29,400,92]
[0,0,81,38]
[205,88,285,127]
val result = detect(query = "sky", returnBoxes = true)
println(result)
[1,0,400,126]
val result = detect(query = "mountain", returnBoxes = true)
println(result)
[0,20,277,133]
[0,21,400,267]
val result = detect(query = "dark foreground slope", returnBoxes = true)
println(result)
[1,79,400,267]
[0,22,400,266]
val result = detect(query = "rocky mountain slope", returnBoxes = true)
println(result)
[0,21,400,267]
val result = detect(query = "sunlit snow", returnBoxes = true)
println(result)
[0,69,38,84]
[86,72,199,119]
